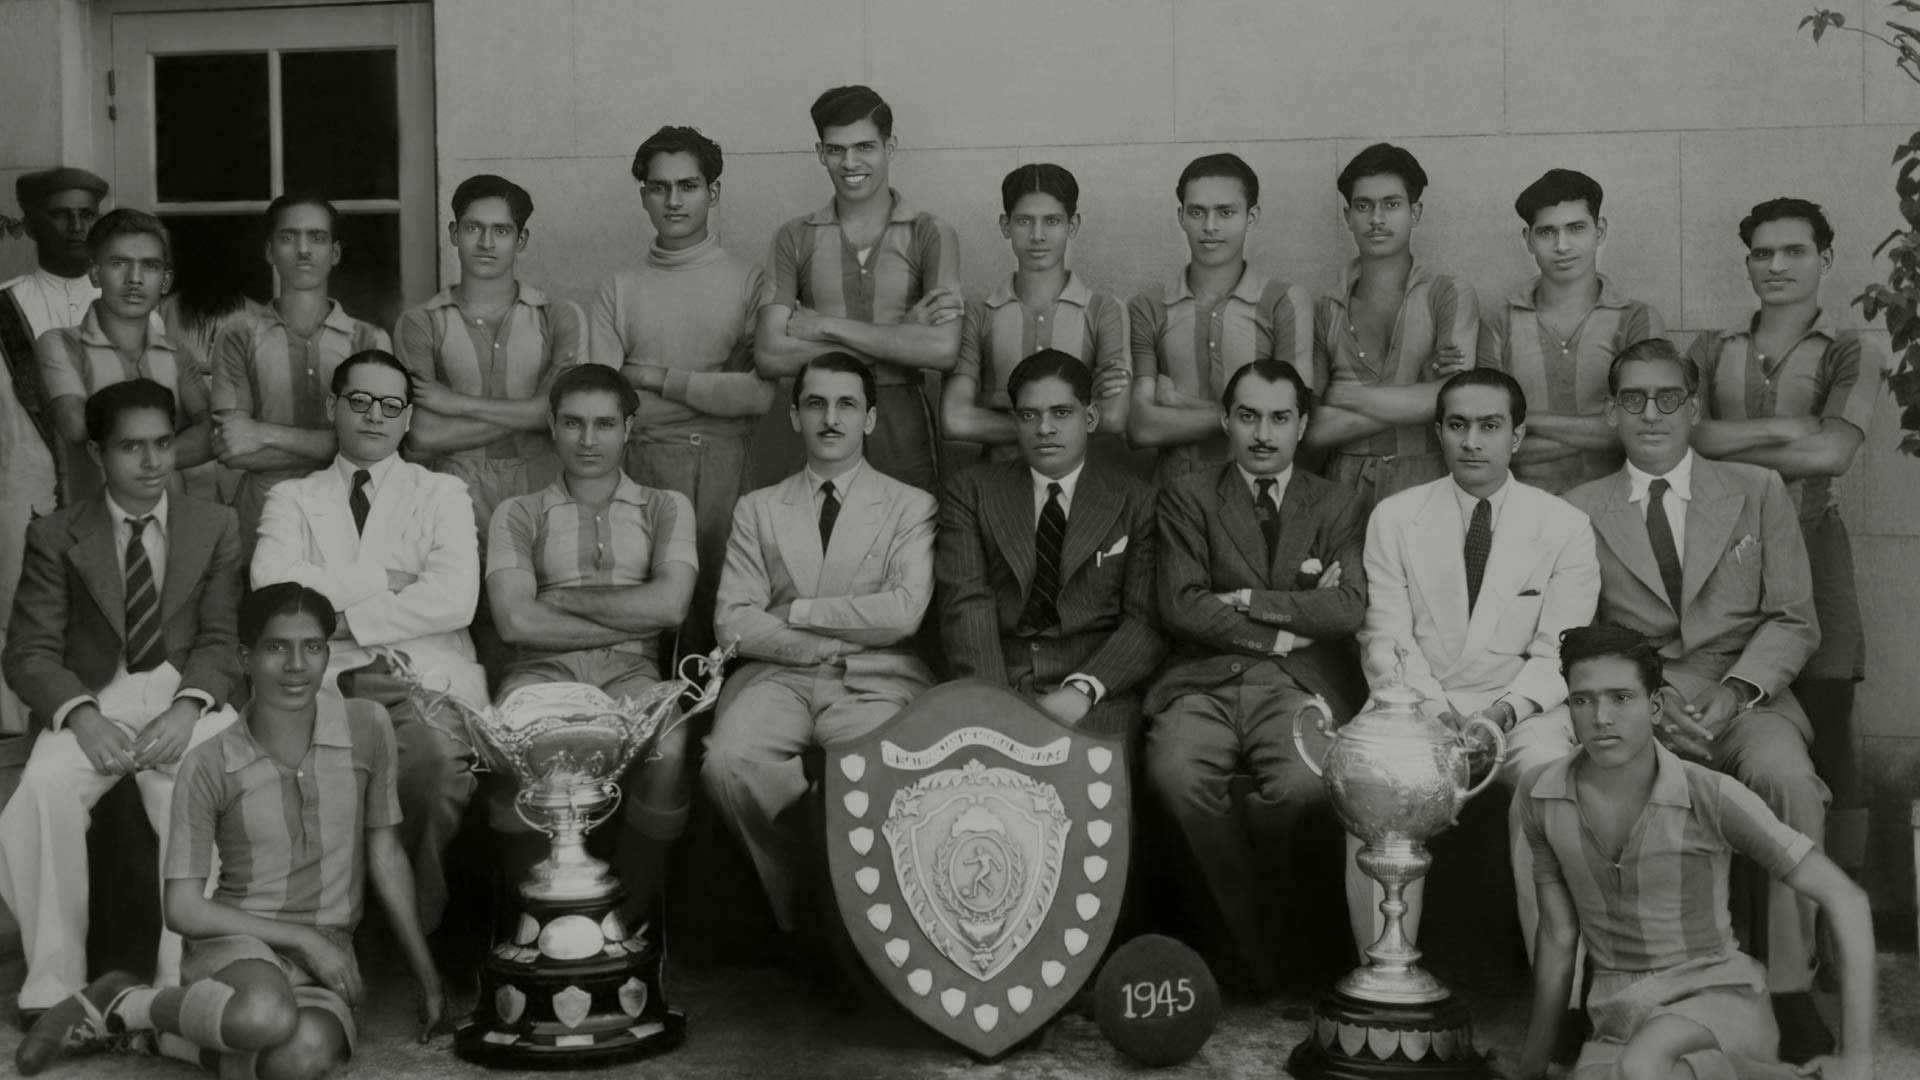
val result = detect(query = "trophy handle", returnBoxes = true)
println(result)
[1291,694,1335,778]
[1460,715,1508,799]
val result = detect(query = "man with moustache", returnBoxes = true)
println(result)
[755,86,961,493]
[936,349,1163,738]
[1145,359,1368,992]
[1352,368,1598,1019]
[250,349,485,935]
[703,352,936,934]
[486,364,697,928]
[0,379,242,1030]
[1,168,109,735]
[1563,337,1828,1060]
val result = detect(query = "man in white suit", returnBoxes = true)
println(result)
[251,348,485,933]
[1352,368,1599,978]
[703,352,937,933]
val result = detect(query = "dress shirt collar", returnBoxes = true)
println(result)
[1031,462,1084,510]
[1626,450,1694,505]
[1237,464,1292,505]
[334,452,401,495]
[1164,263,1266,305]
[1450,473,1512,531]
[986,271,1094,310]
[805,458,864,499]
[105,490,169,536]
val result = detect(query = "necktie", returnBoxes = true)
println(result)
[819,479,841,553]
[1464,498,1492,613]
[1019,483,1066,635]
[1254,478,1280,562]
[350,469,372,535]
[1646,478,1685,613]
[123,516,165,673]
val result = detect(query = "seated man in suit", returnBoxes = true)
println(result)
[0,378,243,1027]
[1145,358,1369,992]
[1563,337,1829,1060]
[1352,368,1598,1002]
[936,349,1163,738]
[487,363,697,925]
[703,351,936,933]
[251,348,486,936]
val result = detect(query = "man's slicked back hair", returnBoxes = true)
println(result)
[1738,196,1834,252]
[1435,368,1528,428]
[451,174,534,229]
[810,85,893,141]
[1222,359,1313,413]
[85,377,176,446]
[1514,168,1602,225]
[548,361,640,418]
[1560,623,1664,696]
[632,125,725,186]
[264,192,342,237]
[1001,163,1079,217]
[791,351,878,410]
[1337,142,1428,203]
[1177,153,1259,208]
[241,582,339,649]
[330,349,414,403]
[87,208,173,267]
[1008,349,1093,407]
[1606,337,1699,397]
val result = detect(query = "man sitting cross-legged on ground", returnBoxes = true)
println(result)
[1509,624,1874,1080]
[486,363,698,927]
[703,352,937,935]
[14,583,446,1078]
[0,378,243,1032]
[1144,358,1368,993]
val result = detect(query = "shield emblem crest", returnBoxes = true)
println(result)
[826,680,1131,1058]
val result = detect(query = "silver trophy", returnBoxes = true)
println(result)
[386,644,732,1069]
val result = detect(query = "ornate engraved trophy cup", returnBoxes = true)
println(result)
[1286,649,1507,1080]
[389,646,731,1070]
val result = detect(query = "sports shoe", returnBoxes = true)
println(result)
[14,971,144,1076]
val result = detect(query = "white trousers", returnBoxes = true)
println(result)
[0,665,234,1009]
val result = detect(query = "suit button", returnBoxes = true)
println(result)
[1230,662,1243,673]
[1031,643,1040,652]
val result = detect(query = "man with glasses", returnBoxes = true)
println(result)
[1565,338,1826,1050]
[251,349,485,936]
[212,195,391,554]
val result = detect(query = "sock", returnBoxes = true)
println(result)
[110,986,161,1032]
[175,979,238,1052]
[155,1032,222,1072]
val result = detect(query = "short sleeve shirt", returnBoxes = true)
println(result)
[766,189,960,386]
[487,475,697,662]
[957,273,1128,412]
[1687,311,1882,519]
[1517,743,1814,973]
[211,300,391,472]
[1128,266,1314,402]
[1315,259,1479,459]
[164,696,401,933]
[1480,276,1663,494]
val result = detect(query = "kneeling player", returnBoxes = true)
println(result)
[15,584,444,1077]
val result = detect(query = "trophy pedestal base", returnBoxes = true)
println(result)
[1287,988,1492,1080]
[454,890,685,1071]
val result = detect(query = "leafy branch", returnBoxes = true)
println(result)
[0,213,25,241]
[1802,4,1920,454]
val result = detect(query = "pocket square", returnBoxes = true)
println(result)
[1097,535,1128,566]
[1518,588,1541,597]
[1732,533,1759,563]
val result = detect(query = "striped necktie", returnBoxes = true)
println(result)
[1019,483,1066,635]
[124,515,166,673]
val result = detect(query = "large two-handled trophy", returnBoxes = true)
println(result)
[1287,650,1507,1080]
[389,645,732,1070]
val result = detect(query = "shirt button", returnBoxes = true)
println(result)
[1031,642,1040,652]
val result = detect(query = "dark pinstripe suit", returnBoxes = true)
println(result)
[1145,463,1369,983]
[935,458,1164,736]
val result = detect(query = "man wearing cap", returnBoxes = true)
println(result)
[1,167,109,737]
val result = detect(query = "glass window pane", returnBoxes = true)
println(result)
[161,213,275,310]
[329,212,402,332]
[280,50,399,200]
[155,54,270,202]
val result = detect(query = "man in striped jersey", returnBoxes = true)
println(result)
[1482,169,1665,494]
[942,164,1129,461]
[1509,625,1873,1080]
[1687,197,1880,1060]
[1127,153,1314,485]
[754,85,960,494]
[1308,143,1478,510]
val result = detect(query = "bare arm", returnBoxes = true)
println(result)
[215,410,338,471]
[1705,418,1864,480]
[488,568,634,650]
[1303,403,1392,448]
[543,562,695,635]
[365,824,443,1032]
[47,395,85,443]
[1513,880,1579,1080]
[165,877,322,954]
[753,303,823,379]
[1690,414,1822,456]
[939,372,1018,445]
[1784,851,1876,1073]
[795,309,962,372]
[1521,411,1622,452]
[1321,378,1451,424]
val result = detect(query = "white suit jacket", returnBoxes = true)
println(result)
[1358,475,1598,716]
[250,456,487,707]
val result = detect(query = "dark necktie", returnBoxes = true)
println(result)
[1019,482,1066,635]
[1464,498,1492,613]
[1254,478,1280,562]
[350,469,372,535]
[123,516,165,673]
[819,479,841,553]
[1646,478,1685,613]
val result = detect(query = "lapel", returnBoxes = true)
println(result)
[1590,469,1671,610]
[773,471,824,594]
[67,497,125,641]
[817,463,888,597]
[1268,471,1320,586]
[306,464,364,570]
[1215,466,1272,585]
[1462,482,1545,660]
[982,462,1036,595]
[1680,457,1743,612]
[1059,465,1123,584]
[1407,481,1470,664]
[356,459,413,559]
[160,497,215,620]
